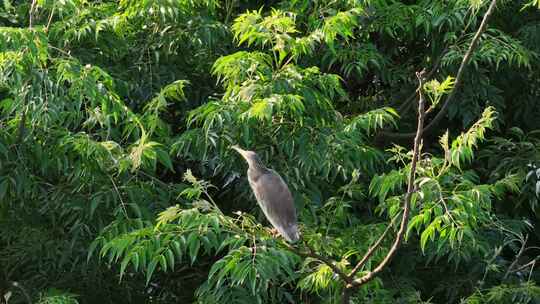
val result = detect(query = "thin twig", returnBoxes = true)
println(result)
[45,4,56,32]
[436,184,458,226]
[29,0,37,28]
[48,45,73,58]
[304,241,352,283]
[16,1,39,146]
[396,48,448,115]
[108,175,129,218]
[11,282,31,304]
[503,235,528,280]
[15,82,30,145]
[513,258,539,273]
[379,0,498,140]
[282,241,351,284]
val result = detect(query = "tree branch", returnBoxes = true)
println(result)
[347,214,399,280]
[396,48,448,115]
[379,0,497,140]
[512,258,538,273]
[17,0,38,146]
[29,0,37,28]
[396,4,477,117]
[281,3,498,298]
[341,70,427,303]
[15,82,30,145]
[503,235,528,280]
[11,282,31,304]
[45,4,56,32]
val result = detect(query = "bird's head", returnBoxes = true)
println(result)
[231,145,263,168]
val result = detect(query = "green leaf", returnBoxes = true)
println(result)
[166,248,175,271]
[146,258,159,286]
[87,239,100,262]
[120,254,132,281]
[132,252,140,272]
[248,100,273,121]
[156,148,174,171]
[188,233,200,265]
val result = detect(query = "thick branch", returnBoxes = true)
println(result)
[355,72,425,285]
[347,214,398,280]
[379,0,497,140]
[341,71,426,303]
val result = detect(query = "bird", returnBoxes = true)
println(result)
[231,145,300,243]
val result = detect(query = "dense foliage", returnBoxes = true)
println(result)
[1,0,539,303]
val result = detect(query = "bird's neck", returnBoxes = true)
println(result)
[247,163,269,181]
[247,157,265,171]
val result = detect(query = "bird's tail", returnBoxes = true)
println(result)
[283,224,301,243]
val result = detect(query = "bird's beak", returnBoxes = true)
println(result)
[231,145,247,158]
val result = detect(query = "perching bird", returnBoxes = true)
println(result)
[231,145,300,243]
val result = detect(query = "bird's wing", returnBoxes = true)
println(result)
[250,171,299,242]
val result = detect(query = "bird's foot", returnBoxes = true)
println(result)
[266,227,279,238]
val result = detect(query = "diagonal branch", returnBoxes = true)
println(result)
[513,258,538,273]
[395,3,477,117]
[281,2,497,301]
[379,0,498,140]
[341,70,427,304]
[347,213,399,280]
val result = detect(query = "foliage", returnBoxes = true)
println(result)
[462,282,540,304]
[374,107,520,263]
[0,0,539,303]
[37,290,79,304]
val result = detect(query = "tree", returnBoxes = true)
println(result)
[1,0,539,303]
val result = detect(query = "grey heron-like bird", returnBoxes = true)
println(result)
[231,145,300,243]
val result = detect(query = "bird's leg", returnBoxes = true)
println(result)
[266,227,279,238]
